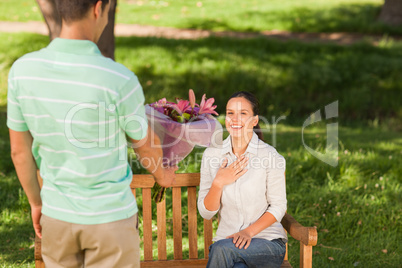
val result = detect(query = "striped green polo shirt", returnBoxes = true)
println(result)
[7,38,148,224]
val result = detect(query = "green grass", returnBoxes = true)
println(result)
[0,112,35,267]
[1,0,402,35]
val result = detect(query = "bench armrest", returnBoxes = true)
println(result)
[281,213,317,246]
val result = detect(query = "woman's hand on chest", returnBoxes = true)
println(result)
[212,155,249,189]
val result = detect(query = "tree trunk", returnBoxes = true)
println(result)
[35,0,61,40]
[378,0,402,26]
[98,0,117,60]
[35,0,116,60]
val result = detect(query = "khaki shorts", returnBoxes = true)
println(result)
[40,214,140,268]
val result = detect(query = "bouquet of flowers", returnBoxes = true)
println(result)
[146,89,221,202]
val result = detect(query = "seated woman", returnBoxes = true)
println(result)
[198,91,287,268]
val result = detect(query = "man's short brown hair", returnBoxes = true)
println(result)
[56,0,109,22]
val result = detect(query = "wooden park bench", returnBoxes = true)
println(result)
[35,173,317,268]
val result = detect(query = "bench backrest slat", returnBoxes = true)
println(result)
[203,219,213,259]
[172,187,183,260]
[188,187,198,259]
[157,198,167,260]
[142,188,153,261]
[131,174,201,189]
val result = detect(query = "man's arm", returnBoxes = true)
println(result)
[9,129,42,238]
[128,125,176,187]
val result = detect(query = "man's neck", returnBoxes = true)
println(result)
[59,20,97,42]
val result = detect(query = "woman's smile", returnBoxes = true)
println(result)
[230,124,243,130]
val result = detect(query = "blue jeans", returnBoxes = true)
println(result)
[206,238,286,268]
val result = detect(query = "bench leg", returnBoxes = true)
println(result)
[300,242,313,268]
[35,260,45,268]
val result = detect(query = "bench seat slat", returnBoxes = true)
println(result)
[141,259,208,267]
[141,259,291,268]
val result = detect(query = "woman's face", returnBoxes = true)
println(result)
[225,97,258,139]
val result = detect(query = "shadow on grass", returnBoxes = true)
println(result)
[181,3,402,35]
[0,113,13,176]
[1,32,402,124]
[0,221,35,265]
[0,170,34,265]
[0,115,33,265]
[115,35,402,125]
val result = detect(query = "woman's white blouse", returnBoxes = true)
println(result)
[198,132,288,242]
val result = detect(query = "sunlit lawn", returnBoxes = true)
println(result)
[1,0,402,35]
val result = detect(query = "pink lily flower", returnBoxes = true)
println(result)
[151,98,171,107]
[172,99,191,115]
[189,89,196,108]
[156,98,167,106]
[150,98,176,114]
[198,94,219,115]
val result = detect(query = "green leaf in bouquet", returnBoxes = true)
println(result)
[151,182,166,203]
[182,113,191,120]
[176,115,185,123]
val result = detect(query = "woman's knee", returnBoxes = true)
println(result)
[210,239,237,257]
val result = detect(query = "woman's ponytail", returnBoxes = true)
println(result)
[253,123,264,141]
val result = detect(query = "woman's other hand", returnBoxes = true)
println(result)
[213,155,248,189]
[227,229,252,249]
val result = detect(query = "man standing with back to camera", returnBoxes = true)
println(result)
[7,0,176,267]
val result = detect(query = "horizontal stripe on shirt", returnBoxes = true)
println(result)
[7,117,25,123]
[7,98,19,106]
[126,128,143,134]
[117,84,141,107]
[17,96,98,106]
[39,145,77,156]
[23,114,117,125]
[30,129,121,143]
[42,185,125,200]
[18,58,131,80]
[124,103,143,118]
[46,163,127,178]
[30,130,65,137]
[39,143,127,161]
[42,200,136,216]
[79,144,126,160]
[12,76,119,96]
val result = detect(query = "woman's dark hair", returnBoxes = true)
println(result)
[228,91,264,141]
[56,0,109,23]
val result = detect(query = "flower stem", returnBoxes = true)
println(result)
[152,182,166,203]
